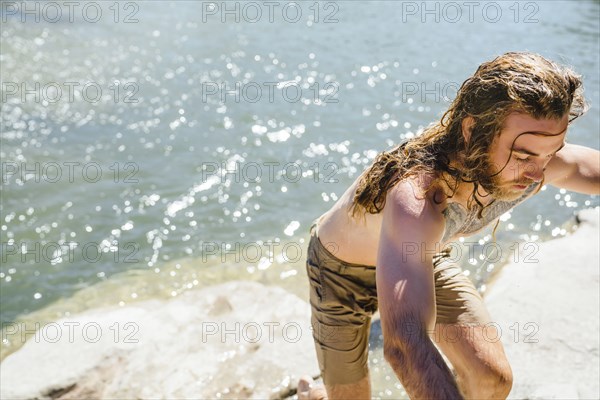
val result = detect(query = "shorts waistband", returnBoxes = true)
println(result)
[308,216,452,272]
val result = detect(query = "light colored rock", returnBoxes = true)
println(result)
[486,207,600,400]
[0,281,319,399]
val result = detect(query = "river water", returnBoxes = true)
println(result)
[1,1,598,397]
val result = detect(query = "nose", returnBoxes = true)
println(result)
[522,162,545,182]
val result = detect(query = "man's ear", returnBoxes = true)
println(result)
[461,116,475,145]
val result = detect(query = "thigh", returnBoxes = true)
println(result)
[305,237,376,386]
[433,257,492,326]
[432,257,510,379]
[310,313,372,387]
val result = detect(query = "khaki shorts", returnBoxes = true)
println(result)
[305,220,492,386]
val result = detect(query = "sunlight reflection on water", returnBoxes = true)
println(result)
[1,1,599,397]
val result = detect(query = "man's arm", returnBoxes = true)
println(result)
[545,143,600,194]
[376,178,464,399]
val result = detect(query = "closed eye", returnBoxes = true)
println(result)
[511,142,566,161]
[513,154,530,162]
[514,152,557,162]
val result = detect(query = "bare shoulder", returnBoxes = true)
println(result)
[382,174,447,242]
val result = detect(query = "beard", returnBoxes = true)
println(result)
[477,157,534,202]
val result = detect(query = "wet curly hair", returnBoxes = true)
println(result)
[349,52,587,220]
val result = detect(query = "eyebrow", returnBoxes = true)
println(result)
[512,142,566,157]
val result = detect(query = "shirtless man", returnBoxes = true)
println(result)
[298,52,600,399]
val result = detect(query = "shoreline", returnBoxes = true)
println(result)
[1,208,598,399]
[482,214,580,293]
[485,207,599,399]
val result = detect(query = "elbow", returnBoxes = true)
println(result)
[381,318,428,366]
[383,335,420,375]
[382,331,418,367]
[383,339,405,366]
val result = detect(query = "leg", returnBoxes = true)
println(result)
[326,374,371,400]
[303,227,378,400]
[298,374,370,400]
[433,324,512,399]
[309,317,372,400]
[298,376,327,400]
[432,259,513,399]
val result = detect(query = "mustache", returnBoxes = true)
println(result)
[513,180,534,186]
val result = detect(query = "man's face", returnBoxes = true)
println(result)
[484,112,568,201]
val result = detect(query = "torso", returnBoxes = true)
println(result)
[314,174,539,267]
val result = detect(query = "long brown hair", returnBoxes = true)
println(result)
[349,52,587,220]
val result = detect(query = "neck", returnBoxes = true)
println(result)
[456,181,495,207]
[438,165,495,209]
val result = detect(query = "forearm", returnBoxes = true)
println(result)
[385,334,464,399]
